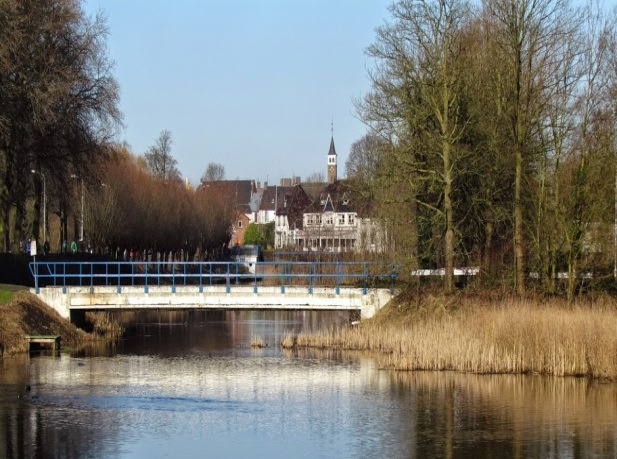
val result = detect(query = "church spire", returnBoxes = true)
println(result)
[327,124,337,183]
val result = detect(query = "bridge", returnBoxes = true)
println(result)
[29,260,399,325]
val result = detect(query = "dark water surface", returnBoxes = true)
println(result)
[1,310,616,458]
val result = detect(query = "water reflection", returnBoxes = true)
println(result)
[0,311,616,458]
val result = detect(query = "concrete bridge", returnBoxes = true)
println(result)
[29,260,399,325]
[34,285,395,324]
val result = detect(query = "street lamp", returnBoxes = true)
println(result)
[31,169,46,243]
[71,174,84,241]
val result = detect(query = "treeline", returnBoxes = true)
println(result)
[88,148,232,259]
[0,0,121,250]
[350,0,617,296]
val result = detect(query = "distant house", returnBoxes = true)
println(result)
[257,185,294,225]
[231,211,250,246]
[274,185,312,249]
[274,136,386,253]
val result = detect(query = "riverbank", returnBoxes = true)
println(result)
[0,289,90,356]
[296,291,617,380]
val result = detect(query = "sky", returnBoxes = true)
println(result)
[82,0,391,186]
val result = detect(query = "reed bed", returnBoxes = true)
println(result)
[296,294,617,380]
[251,335,266,348]
[280,333,295,349]
[86,312,125,339]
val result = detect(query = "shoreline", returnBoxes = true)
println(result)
[0,290,93,356]
[295,291,617,381]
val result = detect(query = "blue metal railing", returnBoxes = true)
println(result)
[29,261,399,295]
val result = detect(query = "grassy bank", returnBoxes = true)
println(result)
[0,289,90,355]
[296,292,617,380]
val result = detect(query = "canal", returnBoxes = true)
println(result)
[1,310,616,458]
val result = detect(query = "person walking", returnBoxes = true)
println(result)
[70,240,77,253]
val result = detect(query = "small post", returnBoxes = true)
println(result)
[172,262,176,293]
[335,261,340,295]
[281,262,285,294]
[117,263,121,294]
[199,263,203,293]
[363,263,368,295]
[144,262,149,293]
[226,263,230,293]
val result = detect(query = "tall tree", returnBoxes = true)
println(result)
[484,0,572,294]
[144,130,180,181]
[360,0,468,292]
[201,162,226,182]
[0,0,120,249]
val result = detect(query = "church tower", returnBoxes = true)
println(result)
[327,135,337,184]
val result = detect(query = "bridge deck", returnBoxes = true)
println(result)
[34,285,396,321]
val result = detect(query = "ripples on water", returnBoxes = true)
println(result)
[1,310,616,458]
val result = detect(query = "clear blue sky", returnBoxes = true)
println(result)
[82,1,391,186]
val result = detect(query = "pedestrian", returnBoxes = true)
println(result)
[62,239,67,253]
[70,240,77,253]
[43,240,50,256]
[26,239,31,254]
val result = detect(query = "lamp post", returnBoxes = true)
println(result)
[71,174,84,241]
[31,169,46,243]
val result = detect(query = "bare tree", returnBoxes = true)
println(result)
[144,130,180,181]
[201,162,226,182]
[361,0,468,293]
[305,171,325,183]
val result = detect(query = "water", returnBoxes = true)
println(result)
[1,310,616,458]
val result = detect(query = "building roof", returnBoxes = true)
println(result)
[258,186,294,212]
[276,185,312,230]
[328,136,337,156]
[199,180,255,208]
[304,181,356,214]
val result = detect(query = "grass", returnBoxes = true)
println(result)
[296,292,617,380]
[0,284,27,304]
[0,290,90,355]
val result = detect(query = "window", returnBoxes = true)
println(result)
[325,214,333,225]
[316,215,322,225]
[338,214,345,225]
[238,221,243,228]
[306,215,315,225]
[348,214,355,225]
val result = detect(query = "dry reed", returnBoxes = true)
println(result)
[86,312,125,339]
[280,333,295,349]
[297,294,617,380]
[251,335,266,348]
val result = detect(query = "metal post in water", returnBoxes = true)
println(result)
[172,262,176,293]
